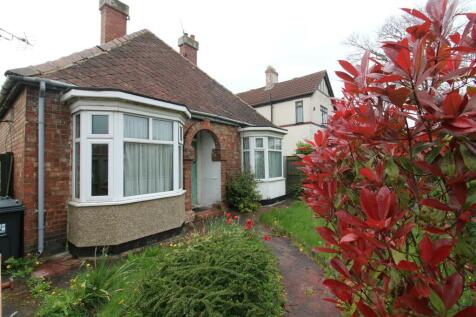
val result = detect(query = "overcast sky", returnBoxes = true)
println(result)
[1,0,429,97]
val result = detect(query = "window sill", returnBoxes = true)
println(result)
[69,189,186,207]
[257,177,285,183]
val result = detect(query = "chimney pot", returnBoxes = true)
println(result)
[178,33,199,65]
[265,66,278,90]
[99,0,129,44]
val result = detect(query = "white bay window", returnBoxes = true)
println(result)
[72,109,184,205]
[241,135,284,181]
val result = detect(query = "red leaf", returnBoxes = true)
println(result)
[314,130,325,146]
[450,32,461,44]
[397,260,419,271]
[420,198,455,212]
[454,306,476,317]
[340,233,359,243]
[419,234,433,266]
[401,8,430,22]
[374,74,404,83]
[442,91,463,117]
[323,279,353,304]
[338,60,359,77]
[360,188,378,220]
[395,47,412,74]
[336,211,364,227]
[316,227,337,245]
[441,273,463,309]
[415,161,444,177]
[431,239,453,266]
[330,257,351,279]
[357,300,378,317]
[336,71,355,82]
[388,86,411,106]
[360,167,380,183]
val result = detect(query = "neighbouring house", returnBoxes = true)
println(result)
[0,0,286,256]
[237,66,334,157]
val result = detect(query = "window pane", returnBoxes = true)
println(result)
[152,119,173,141]
[268,137,275,149]
[296,102,304,123]
[75,114,80,139]
[91,144,108,196]
[243,151,250,172]
[124,115,149,139]
[179,145,183,189]
[74,142,80,198]
[255,138,263,148]
[124,143,173,196]
[269,151,282,178]
[254,150,265,179]
[92,115,109,134]
[243,137,249,150]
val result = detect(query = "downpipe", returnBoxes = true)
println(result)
[38,81,45,254]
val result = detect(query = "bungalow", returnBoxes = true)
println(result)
[0,0,286,255]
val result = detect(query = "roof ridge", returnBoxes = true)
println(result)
[237,70,326,95]
[6,29,151,77]
[144,32,271,122]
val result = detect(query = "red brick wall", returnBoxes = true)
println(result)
[0,87,71,254]
[101,4,127,43]
[183,119,242,210]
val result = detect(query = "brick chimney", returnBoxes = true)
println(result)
[99,0,129,44]
[265,66,278,90]
[178,33,199,65]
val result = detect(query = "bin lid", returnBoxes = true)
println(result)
[0,197,24,213]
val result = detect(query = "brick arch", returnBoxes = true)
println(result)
[183,120,227,211]
[183,120,224,162]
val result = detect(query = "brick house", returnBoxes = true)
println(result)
[0,0,286,255]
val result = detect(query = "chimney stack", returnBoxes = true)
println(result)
[178,33,199,65]
[265,66,278,90]
[99,0,129,44]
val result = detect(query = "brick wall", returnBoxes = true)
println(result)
[183,119,242,210]
[0,86,71,254]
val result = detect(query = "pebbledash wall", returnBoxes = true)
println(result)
[0,85,243,254]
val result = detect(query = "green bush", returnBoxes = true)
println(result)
[295,141,312,155]
[129,223,284,317]
[225,171,261,212]
[36,222,284,317]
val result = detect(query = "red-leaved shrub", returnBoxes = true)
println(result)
[301,1,476,316]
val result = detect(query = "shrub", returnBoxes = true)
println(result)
[128,222,284,317]
[301,1,476,316]
[225,171,262,212]
[295,141,313,155]
[4,254,40,279]
[36,260,134,317]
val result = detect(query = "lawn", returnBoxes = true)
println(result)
[35,221,285,317]
[260,200,332,267]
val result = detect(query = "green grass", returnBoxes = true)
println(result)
[260,200,332,267]
[36,221,285,317]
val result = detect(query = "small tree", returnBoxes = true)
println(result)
[301,1,476,316]
[225,171,262,212]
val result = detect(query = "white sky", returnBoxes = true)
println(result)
[1,0,428,97]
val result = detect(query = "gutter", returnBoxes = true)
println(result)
[190,110,253,127]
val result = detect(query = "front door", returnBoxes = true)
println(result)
[191,140,198,207]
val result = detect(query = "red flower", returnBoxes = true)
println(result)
[263,235,271,241]
[233,215,239,220]
[244,218,254,230]
[226,218,233,224]
[226,212,231,218]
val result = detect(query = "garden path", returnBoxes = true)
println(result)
[260,225,340,317]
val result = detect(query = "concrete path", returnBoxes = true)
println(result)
[261,226,340,317]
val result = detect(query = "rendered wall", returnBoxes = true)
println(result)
[68,194,185,247]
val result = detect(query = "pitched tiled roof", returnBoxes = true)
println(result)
[237,71,328,106]
[6,29,273,127]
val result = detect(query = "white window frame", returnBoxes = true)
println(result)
[295,100,304,123]
[320,105,329,126]
[71,107,185,206]
[241,135,284,182]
